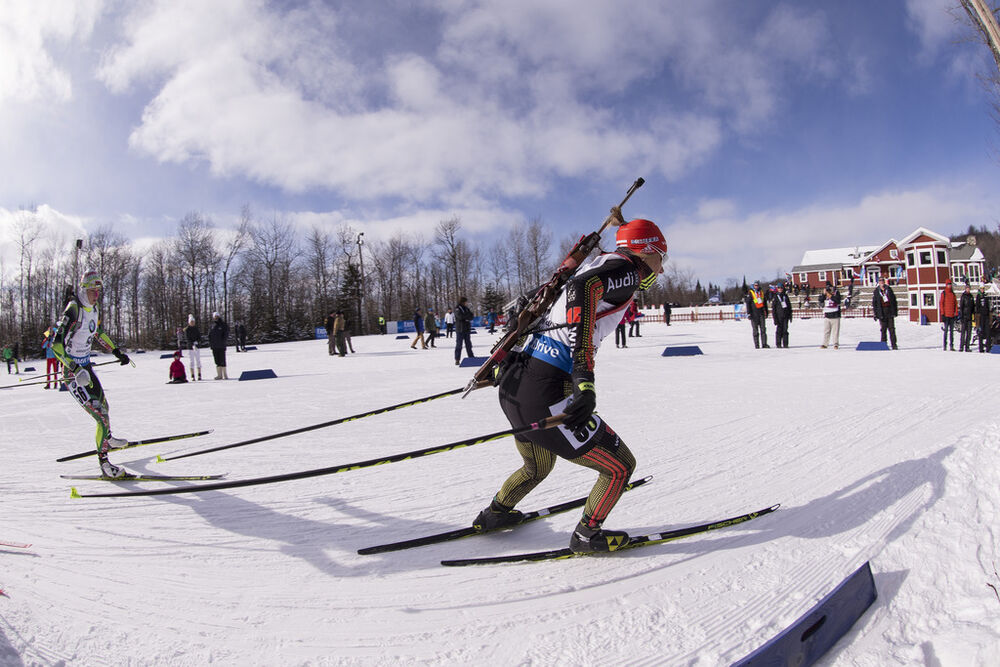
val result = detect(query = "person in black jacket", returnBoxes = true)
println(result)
[771,282,792,348]
[454,297,474,365]
[475,218,666,554]
[324,310,336,356]
[743,281,769,348]
[184,314,202,381]
[975,282,993,353]
[234,321,248,352]
[872,276,898,350]
[209,311,230,379]
[958,282,975,352]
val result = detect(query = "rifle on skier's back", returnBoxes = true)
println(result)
[462,177,645,397]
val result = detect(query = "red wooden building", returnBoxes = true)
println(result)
[791,227,986,323]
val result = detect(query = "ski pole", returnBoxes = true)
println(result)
[4,359,117,386]
[157,380,493,462]
[73,414,568,498]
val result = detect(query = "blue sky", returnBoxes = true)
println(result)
[1,0,999,286]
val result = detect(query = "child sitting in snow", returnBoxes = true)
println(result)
[168,350,188,384]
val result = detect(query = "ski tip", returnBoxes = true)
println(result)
[70,487,82,499]
[155,455,166,463]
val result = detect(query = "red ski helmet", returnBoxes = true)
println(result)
[615,219,667,257]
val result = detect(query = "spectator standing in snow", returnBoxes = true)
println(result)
[626,301,641,338]
[958,281,974,352]
[771,283,792,348]
[615,311,628,348]
[872,276,899,350]
[744,281,769,348]
[454,297,475,365]
[444,308,455,338]
[424,308,439,348]
[820,285,842,349]
[940,279,958,351]
[410,308,428,350]
[235,321,248,352]
[209,311,229,380]
[184,314,203,381]
[342,315,355,353]
[332,310,348,357]
[976,282,993,353]
[42,328,61,388]
[324,310,337,356]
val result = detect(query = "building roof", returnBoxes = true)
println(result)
[790,262,845,273]
[798,246,878,268]
[948,243,985,261]
[898,227,950,246]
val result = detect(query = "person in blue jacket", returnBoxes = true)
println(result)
[410,308,427,349]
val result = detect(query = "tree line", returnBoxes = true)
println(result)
[0,206,727,357]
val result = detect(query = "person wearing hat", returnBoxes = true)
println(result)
[168,349,188,383]
[820,284,842,349]
[209,311,230,379]
[958,280,975,352]
[184,314,203,380]
[872,275,899,350]
[771,282,793,348]
[475,217,666,554]
[975,280,993,352]
[424,308,439,348]
[939,279,958,351]
[332,310,347,357]
[410,307,427,350]
[743,280,770,348]
[453,298,475,364]
[51,269,133,479]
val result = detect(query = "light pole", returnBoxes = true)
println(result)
[356,232,365,335]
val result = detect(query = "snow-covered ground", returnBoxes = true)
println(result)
[2,315,999,665]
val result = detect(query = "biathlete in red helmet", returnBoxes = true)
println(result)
[474,218,667,553]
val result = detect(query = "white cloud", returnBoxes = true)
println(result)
[667,183,1000,283]
[0,205,89,277]
[0,0,102,105]
[905,0,961,57]
[86,1,845,206]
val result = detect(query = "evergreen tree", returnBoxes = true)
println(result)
[482,283,505,315]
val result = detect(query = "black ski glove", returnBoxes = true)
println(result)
[563,380,596,430]
[112,348,130,366]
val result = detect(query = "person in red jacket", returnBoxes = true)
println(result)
[940,279,958,351]
[168,350,188,383]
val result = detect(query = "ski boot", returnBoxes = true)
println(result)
[99,457,129,480]
[569,516,629,553]
[105,436,128,451]
[473,499,524,532]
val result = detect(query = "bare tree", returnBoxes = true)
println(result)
[174,212,214,319]
[13,207,42,345]
[304,226,336,319]
[959,2,1000,133]
[523,217,553,287]
[219,205,251,322]
[433,217,467,303]
[245,213,300,338]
